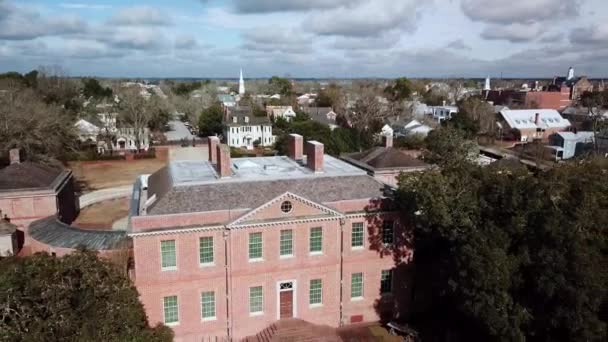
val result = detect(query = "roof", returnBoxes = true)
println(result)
[225,107,271,126]
[555,131,595,141]
[500,109,570,130]
[74,119,100,135]
[343,147,429,171]
[0,220,17,235]
[218,94,235,103]
[0,162,66,191]
[145,155,388,215]
[304,107,337,126]
[29,216,130,250]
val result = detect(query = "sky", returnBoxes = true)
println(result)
[1,0,607,78]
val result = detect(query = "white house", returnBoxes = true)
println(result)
[499,109,571,142]
[402,119,433,137]
[303,107,339,130]
[380,124,394,137]
[224,108,274,150]
[429,106,458,123]
[74,119,101,142]
[266,106,297,121]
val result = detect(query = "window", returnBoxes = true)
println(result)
[160,240,176,269]
[199,237,214,265]
[309,279,322,305]
[351,273,363,299]
[280,229,293,257]
[163,296,179,324]
[381,270,393,294]
[352,222,364,248]
[280,201,293,213]
[382,221,394,244]
[201,291,216,320]
[249,286,263,314]
[249,232,263,260]
[309,227,323,254]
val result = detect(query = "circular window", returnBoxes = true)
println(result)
[280,201,293,213]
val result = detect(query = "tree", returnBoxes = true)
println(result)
[0,250,173,341]
[455,97,496,139]
[0,81,78,163]
[384,77,413,102]
[82,78,113,99]
[268,76,292,96]
[423,127,478,167]
[580,90,608,154]
[198,103,224,137]
[116,87,152,149]
[172,81,201,96]
[396,155,608,341]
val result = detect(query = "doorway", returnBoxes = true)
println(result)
[278,281,295,319]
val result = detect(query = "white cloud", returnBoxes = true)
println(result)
[570,23,608,45]
[461,0,582,24]
[308,0,427,37]
[231,0,355,13]
[481,22,543,43]
[446,39,472,50]
[0,2,87,40]
[59,3,112,10]
[108,6,171,26]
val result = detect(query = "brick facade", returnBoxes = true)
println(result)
[131,198,411,341]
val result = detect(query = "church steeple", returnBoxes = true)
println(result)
[239,68,245,95]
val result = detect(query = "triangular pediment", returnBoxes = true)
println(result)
[228,192,344,227]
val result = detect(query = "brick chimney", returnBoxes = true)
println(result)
[208,136,220,164]
[9,148,20,165]
[383,135,393,148]
[216,144,232,178]
[288,134,303,161]
[305,141,324,172]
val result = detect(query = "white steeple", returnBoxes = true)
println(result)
[239,68,245,95]
[484,76,491,91]
[567,66,575,81]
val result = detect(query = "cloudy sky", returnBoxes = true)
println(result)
[1,0,607,78]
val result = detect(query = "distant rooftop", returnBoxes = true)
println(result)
[0,162,68,191]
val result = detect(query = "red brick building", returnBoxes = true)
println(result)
[129,135,413,341]
[0,149,79,254]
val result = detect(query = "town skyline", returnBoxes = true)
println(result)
[1,0,608,78]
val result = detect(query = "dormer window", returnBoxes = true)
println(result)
[244,116,249,123]
[232,116,237,123]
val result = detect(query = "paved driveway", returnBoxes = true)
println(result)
[165,120,196,142]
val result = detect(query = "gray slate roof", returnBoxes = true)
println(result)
[29,216,130,250]
[148,175,389,215]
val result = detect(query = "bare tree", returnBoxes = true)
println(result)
[0,80,78,163]
[115,87,151,149]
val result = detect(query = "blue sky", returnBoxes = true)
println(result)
[1,0,607,78]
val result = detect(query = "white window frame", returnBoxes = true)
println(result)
[200,291,216,321]
[199,236,215,267]
[279,229,294,259]
[308,278,323,308]
[249,286,264,316]
[309,227,323,255]
[248,232,264,262]
[162,295,179,326]
[351,222,365,250]
[351,272,364,301]
[160,240,177,271]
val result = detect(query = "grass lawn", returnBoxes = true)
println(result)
[72,197,129,229]
[68,149,168,192]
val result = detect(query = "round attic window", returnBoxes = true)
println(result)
[280,201,293,214]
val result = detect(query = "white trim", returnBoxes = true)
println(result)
[248,258,264,263]
[276,280,297,320]
[309,251,323,256]
[229,192,344,227]
[129,225,224,237]
[231,216,340,229]
[202,316,217,322]
[199,262,215,268]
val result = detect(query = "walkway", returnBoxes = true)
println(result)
[79,185,132,209]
